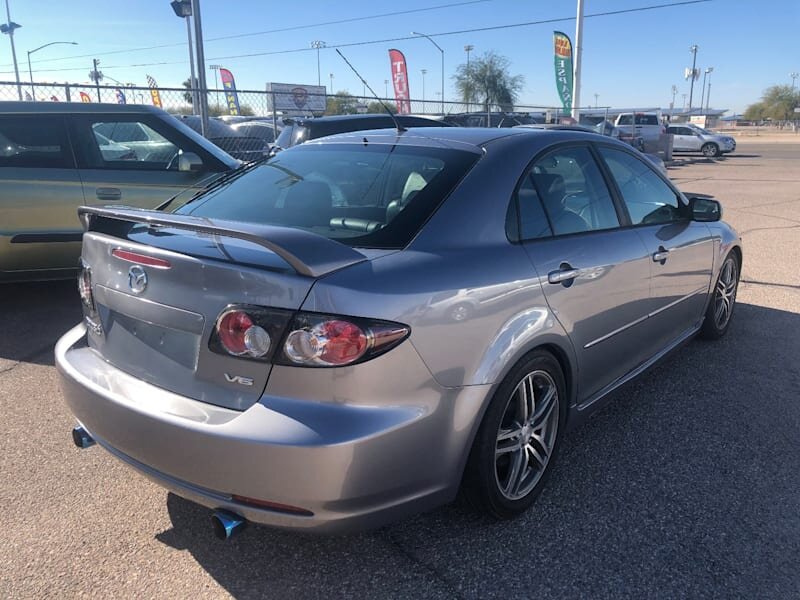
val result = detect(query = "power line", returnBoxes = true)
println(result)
[7,0,491,69]
[6,0,712,77]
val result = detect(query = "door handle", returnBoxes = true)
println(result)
[548,266,580,284]
[652,246,670,263]
[95,187,122,201]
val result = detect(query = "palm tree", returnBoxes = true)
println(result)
[453,51,524,112]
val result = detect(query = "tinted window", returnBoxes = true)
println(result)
[635,114,660,125]
[617,114,632,125]
[530,146,619,235]
[0,115,72,168]
[598,146,683,225]
[275,123,308,148]
[178,143,480,249]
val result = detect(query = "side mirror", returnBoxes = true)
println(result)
[689,196,722,222]
[178,150,204,173]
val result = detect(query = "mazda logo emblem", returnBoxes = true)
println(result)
[128,265,148,294]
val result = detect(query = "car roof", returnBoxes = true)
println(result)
[0,101,168,115]
[287,114,445,125]
[305,126,602,150]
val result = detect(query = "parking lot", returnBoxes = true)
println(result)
[1,138,798,599]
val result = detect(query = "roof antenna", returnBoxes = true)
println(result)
[335,48,406,133]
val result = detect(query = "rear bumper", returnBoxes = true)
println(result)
[56,323,489,533]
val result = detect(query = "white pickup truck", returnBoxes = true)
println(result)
[614,112,665,142]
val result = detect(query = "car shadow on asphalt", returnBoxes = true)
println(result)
[154,301,800,599]
[0,281,81,367]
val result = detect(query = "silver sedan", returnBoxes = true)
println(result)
[57,127,741,537]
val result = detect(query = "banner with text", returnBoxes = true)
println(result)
[146,75,163,108]
[553,31,574,114]
[219,68,241,115]
[388,49,411,114]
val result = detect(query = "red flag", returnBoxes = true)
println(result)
[79,92,91,103]
[50,95,59,102]
[388,49,411,114]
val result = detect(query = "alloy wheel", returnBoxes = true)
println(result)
[494,370,559,501]
[714,256,738,329]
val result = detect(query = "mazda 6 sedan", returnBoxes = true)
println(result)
[57,127,741,537]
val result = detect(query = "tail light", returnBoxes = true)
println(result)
[209,306,410,367]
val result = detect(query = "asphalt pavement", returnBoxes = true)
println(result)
[1,139,798,599]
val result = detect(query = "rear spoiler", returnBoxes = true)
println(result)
[78,206,367,278]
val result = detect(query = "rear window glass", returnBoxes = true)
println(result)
[0,115,72,168]
[177,142,480,249]
[635,114,660,125]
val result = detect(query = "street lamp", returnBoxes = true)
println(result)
[682,93,687,112]
[670,84,678,115]
[412,31,444,115]
[384,79,389,99]
[464,44,474,112]
[170,0,198,113]
[209,64,222,111]
[329,72,334,95]
[791,72,799,93]
[1,0,22,100]
[27,41,78,101]
[594,93,599,109]
[421,68,427,112]
[311,40,325,87]
[702,67,714,113]
[687,44,699,112]
[700,67,713,114]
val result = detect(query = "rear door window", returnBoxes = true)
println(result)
[0,115,73,168]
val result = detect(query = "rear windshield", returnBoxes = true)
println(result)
[177,142,480,249]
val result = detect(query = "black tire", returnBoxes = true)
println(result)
[463,349,567,519]
[701,142,720,158]
[699,251,740,340]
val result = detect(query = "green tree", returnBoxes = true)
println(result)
[326,91,360,115]
[744,85,800,121]
[453,51,524,112]
[366,100,397,114]
[181,78,193,104]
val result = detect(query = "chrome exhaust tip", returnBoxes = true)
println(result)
[211,510,247,540]
[71,425,95,449]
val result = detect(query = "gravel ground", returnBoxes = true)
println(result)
[0,140,798,599]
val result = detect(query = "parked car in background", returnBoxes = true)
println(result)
[273,114,451,150]
[174,115,269,162]
[0,102,238,281]
[229,120,277,147]
[667,123,736,157]
[514,124,667,175]
[614,112,665,142]
[59,127,740,537]
[443,112,542,128]
[594,120,646,151]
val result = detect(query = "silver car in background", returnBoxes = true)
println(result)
[667,123,736,157]
[57,128,742,537]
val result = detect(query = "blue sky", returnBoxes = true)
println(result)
[2,0,799,113]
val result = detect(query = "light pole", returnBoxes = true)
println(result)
[702,67,714,113]
[682,93,687,112]
[700,67,713,114]
[209,64,221,111]
[421,68,427,113]
[329,72,334,95]
[311,40,325,86]
[384,79,389,99]
[670,84,678,116]
[791,72,799,92]
[191,0,210,137]
[1,0,22,100]
[170,0,198,114]
[412,31,444,115]
[594,93,599,109]
[27,41,77,101]
[687,44,699,112]
[571,0,585,120]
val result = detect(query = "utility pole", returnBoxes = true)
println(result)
[171,1,198,113]
[329,73,334,95]
[670,84,678,116]
[790,72,799,92]
[464,44,474,112]
[2,0,22,100]
[91,58,102,102]
[702,67,713,113]
[571,0,585,120]
[593,93,599,109]
[384,79,389,98]
[687,44,699,112]
[421,68,427,112]
[192,0,210,137]
[682,93,687,112]
[311,40,325,86]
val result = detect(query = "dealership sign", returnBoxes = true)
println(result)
[266,82,327,112]
[552,31,574,114]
